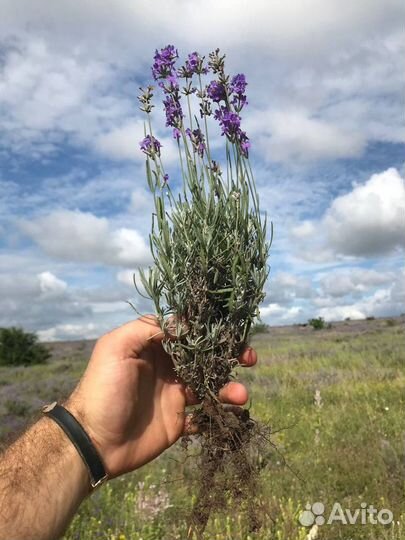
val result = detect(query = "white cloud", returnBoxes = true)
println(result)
[249,108,365,163]
[260,303,303,321]
[0,270,68,302]
[317,287,395,321]
[318,268,395,298]
[94,120,180,164]
[318,304,366,321]
[291,168,405,260]
[1,0,403,61]
[0,251,153,338]
[315,267,405,320]
[0,37,185,163]
[37,323,98,342]
[94,120,146,161]
[111,227,151,266]
[20,209,152,267]
[117,268,149,298]
[0,266,93,331]
[0,0,403,163]
[91,301,128,314]
[0,38,122,157]
[130,188,153,214]
[0,0,404,336]
[324,168,405,256]
[391,269,405,305]
[1,167,149,228]
[291,220,316,239]
[38,271,67,298]
[267,271,313,304]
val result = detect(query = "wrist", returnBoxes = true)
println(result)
[0,416,91,540]
[52,398,109,487]
[64,396,102,454]
[40,415,92,495]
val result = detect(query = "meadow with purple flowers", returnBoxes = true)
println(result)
[1,318,404,539]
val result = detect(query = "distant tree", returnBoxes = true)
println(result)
[250,322,269,335]
[0,327,50,366]
[308,317,326,330]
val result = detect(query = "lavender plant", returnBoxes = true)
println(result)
[137,45,270,534]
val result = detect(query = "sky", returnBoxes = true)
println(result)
[0,0,404,341]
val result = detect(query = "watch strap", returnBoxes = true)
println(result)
[42,402,108,488]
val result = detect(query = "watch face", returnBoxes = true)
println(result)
[42,401,58,413]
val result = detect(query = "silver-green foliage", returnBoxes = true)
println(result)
[138,49,270,399]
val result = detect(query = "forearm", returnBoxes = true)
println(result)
[0,416,90,540]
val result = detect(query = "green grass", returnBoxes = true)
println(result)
[1,318,404,539]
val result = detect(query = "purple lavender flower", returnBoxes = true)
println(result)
[207,80,227,103]
[158,70,183,129]
[163,94,183,128]
[152,45,178,80]
[238,131,251,158]
[187,52,200,73]
[186,128,206,158]
[214,107,241,138]
[178,51,209,78]
[222,111,241,134]
[140,135,162,157]
[213,106,251,157]
[159,74,180,93]
[230,74,248,112]
[230,74,247,97]
[146,47,250,161]
[163,173,169,183]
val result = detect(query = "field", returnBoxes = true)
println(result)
[1,317,404,539]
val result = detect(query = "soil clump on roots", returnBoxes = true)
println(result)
[183,397,264,538]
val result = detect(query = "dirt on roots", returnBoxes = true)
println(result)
[183,398,267,538]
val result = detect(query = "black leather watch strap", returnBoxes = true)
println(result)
[42,402,108,488]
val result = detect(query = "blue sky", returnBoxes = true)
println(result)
[0,0,404,340]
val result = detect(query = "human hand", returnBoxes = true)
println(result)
[67,315,257,478]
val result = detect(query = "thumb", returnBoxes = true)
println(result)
[101,315,183,358]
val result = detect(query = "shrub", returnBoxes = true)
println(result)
[251,323,269,335]
[308,317,326,330]
[0,327,50,367]
[137,46,269,534]
[5,399,30,417]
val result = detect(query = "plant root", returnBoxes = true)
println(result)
[186,397,263,538]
